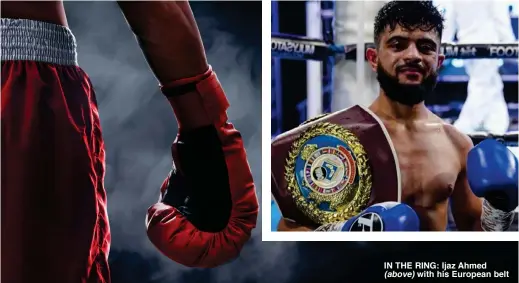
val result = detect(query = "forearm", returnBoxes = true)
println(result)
[472,198,484,231]
[119,1,225,130]
[456,216,482,231]
[454,198,483,231]
[470,217,483,232]
[467,198,484,231]
[117,1,209,84]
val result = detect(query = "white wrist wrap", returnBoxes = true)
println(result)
[481,199,514,231]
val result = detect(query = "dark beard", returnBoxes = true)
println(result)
[376,64,438,106]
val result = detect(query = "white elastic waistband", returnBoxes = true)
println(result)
[1,18,78,66]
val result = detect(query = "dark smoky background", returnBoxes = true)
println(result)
[64,1,275,282]
[63,2,517,283]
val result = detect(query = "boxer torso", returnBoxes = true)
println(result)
[1,1,68,26]
[375,110,462,231]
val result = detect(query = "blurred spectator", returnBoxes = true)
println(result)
[332,1,388,111]
[438,1,517,135]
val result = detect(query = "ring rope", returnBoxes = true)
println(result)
[272,33,519,61]
[469,131,518,147]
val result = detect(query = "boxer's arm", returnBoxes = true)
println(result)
[117,1,208,84]
[118,1,259,267]
[449,133,483,231]
[450,167,484,231]
[118,1,214,130]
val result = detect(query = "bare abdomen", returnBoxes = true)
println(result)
[1,1,68,26]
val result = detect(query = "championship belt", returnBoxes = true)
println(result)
[271,105,401,227]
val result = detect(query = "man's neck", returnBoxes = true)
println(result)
[370,91,430,122]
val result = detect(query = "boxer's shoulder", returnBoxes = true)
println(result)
[442,123,473,157]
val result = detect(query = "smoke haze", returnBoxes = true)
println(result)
[65,2,298,283]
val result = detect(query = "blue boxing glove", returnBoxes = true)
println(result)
[467,139,518,231]
[315,202,420,231]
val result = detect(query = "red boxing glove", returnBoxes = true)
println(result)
[146,66,259,268]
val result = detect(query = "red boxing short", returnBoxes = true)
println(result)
[1,19,110,283]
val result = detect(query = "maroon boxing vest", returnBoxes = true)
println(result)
[271,105,401,228]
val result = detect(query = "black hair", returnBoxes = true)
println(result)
[374,1,445,47]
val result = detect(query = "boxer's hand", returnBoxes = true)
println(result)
[467,139,518,212]
[467,139,518,231]
[315,202,420,232]
[146,69,258,268]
